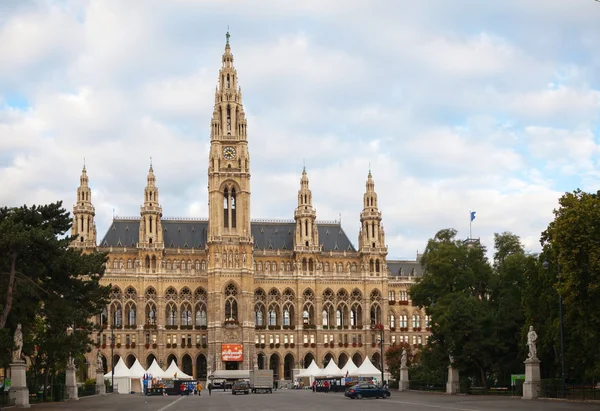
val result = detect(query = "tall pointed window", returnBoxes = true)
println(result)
[223,188,229,228]
[226,105,231,134]
[231,188,236,228]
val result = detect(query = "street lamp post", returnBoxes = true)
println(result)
[110,326,115,391]
[375,324,385,385]
[542,260,566,398]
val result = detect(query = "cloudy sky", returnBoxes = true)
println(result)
[1,0,599,260]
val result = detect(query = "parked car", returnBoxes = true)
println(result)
[344,383,391,399]
[232,380,250,395]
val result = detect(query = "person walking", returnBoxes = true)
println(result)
[324,380,329,393]
[197,381,203,396]
[208,382,212,396]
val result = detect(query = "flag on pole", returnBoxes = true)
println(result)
[470,211,476,222]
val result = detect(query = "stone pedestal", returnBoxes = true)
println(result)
[8,361,30,408]
[66,365,79,400]
[398,366,409,391]
[96,369,106,395]
[522,358,541,400]
[446,366,459,394]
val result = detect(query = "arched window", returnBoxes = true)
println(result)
[268,309,277,326]
[336,309,342,327]
[125,302,136,326]
[283,308,291,326]
[166,303,177,326]
[256,309,264,326]
[375,259,380,273]
[400,314,408,328]
[224,283,238,321]
[390,314,395,328]
[223,188,229,228]
[322,309,329,327]
[146,303,157,325]
[181,303,192,326]
[231,188,236,228]
[412,314,421,328]
[111,302,122,327]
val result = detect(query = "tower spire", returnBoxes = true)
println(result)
[71,164,97,249]
[358,171,387,263]
[139,164,163,249]
[294,168,319,251]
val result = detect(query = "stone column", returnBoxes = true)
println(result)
[446,366,459,394]
[398,366,409,391]
[522,358,541,400]
[96,366,106,395]
[8,361,30,408]
[66,362,79,400]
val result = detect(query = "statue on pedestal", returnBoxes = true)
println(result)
[96,349,103,369]
[67,355,75,367]
[401,349,407,368]
[449,354,454,365]
[12,324,23,362]
[527,325,538,359]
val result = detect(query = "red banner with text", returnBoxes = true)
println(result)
[221,344,243,362]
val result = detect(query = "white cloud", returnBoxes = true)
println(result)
[1,0,599,260]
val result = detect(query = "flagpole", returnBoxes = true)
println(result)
[469,210,472,240]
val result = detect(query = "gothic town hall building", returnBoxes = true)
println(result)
[74,35,428,382]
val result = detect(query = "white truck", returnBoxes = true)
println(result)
[249,370,273,393]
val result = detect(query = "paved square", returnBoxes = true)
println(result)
[24,389,600,411]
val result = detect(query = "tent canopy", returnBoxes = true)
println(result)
[146,359,171,379]
[164,360,193,380]
[351,356,381,377]
[296,360,321,378]
[128,359,147,379]
[340,358,358,376]
[317,359,343,377]
[104,357,132,378]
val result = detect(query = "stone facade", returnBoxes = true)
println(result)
[77,34,429,382]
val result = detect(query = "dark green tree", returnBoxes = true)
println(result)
[0,202,110,394]
[541,189,600,381]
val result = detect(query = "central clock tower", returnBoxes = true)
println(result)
[207,32,251,243]
[206,33,255,372]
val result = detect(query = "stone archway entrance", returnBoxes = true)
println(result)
[257,353,266,370]
[182,354,193,377]
[284,353,295,380]
[126,354,136,368]
[196,354,207,380]
[146,353,156,369]
[338,352,349,368]
[303,352,315,369]
[269,353,280,380]
[352,352,363,367]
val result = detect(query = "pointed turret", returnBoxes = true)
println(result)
[138,162,164,250]
[207,32,252,242]
[71,164,97,249]
[358,171,387,272]
[294,167,319,251]
[209,31,248,142]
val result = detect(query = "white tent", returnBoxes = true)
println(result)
[146,358,171,379]
[295,359,321,378]
[104,357,132,394]
[164,360,193,380]
[317,360,344,378]
[339,358,358,377]
[351,357,382,378]
[128,359,147,393]
[128,359,147,378]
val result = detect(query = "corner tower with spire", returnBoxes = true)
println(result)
[294,167,319,251]
[138,162,164,250]
[358,170,388,273]
[71,164,97,249]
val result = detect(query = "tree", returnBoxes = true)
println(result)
[0,202,110,389]
[410,229,531,388]
[541,189,600,381]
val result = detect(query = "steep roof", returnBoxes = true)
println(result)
[99,218,356,252]
[387,260,424,278]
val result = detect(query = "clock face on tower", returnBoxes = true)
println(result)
[223,146,236,160]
